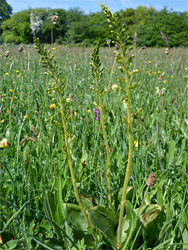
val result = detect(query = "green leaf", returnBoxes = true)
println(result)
[135,204,165,246]
[157,183,164,206]
[120,200,137,249]
[80,195,97,209]
[0,240,18,250]
[167,140,176,166]
[89,206,118,247]
[43,193,62,237]
[64,203,96,249]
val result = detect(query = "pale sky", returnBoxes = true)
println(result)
[7,0,188,14]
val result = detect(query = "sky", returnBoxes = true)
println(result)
[7,0,188,14]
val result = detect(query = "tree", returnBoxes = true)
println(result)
[2,10,32,44]
[87,11,114,46]
[136,8,188,47]
[41,9,67,43]
[0,0,12,23]
[0,0,12,41]
[64,8,90,44]
[118,6,155,44]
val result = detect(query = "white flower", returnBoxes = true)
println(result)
[0,138,10,148]
[112,84,118,90]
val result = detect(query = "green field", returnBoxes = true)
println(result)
[0,42,188,249]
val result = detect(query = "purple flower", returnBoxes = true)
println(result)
[93,108,100,120]
[169,70,172,75]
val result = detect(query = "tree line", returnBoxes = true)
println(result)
[0,0,188,47]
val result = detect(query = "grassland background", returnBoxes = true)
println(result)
[0,45,188,249]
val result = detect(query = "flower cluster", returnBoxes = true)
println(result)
[0,138,10,148]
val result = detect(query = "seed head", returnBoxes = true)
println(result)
[18,46,23,52]
[146,173,155,187]
[115,43,120,50]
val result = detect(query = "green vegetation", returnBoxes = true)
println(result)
[0,3,188,250]
[0,1,188,46]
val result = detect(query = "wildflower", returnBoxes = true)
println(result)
[148,61,151,64]
[24,115,28,119]
[5,73,9,76]
[156,88,165,96]
[165,48,169,55]
[134,32,138,45]
[106,39,111,46]
[50,104,56,109]
[66,97,71,103]
[51,15,58,24]
[185,75,188,78]
[9,89,13,93]
[87,109,91,113]
[146,173,155,187]
[112,84,119,90]
[159,75,163,81]
[0,119,5,123]
[5,51,9,57]
[169,70,172,75]
[18,46,23,52]
[158,71,161,74]
[52,48,56,51]
[0,138,10,148]
[163,80,167,84]
[93,107,100,120]
[171,75,174,79]
[134,140,139,148]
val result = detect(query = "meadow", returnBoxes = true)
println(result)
[0,38,188,250]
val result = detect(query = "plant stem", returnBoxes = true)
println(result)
[117,68,133,249]
[54,77,90,228]
[51,23,53,45]
[96,78,111,203]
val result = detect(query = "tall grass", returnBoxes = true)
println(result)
[0,36,188,250]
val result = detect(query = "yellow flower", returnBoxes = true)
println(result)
[0,119,5,123]
[158,71,161,74]
[87,109,91,113]
[171,75,174,79]
[9,89,13,93]
[148,61,151,64]
[185,75,188,78]
[24,115,28,119]
[163,80,167,84]
[77,68,80,71]
[134,140,139,148]
[52,48,56,51]
[50,104,56,109]
[5,72,9,76]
